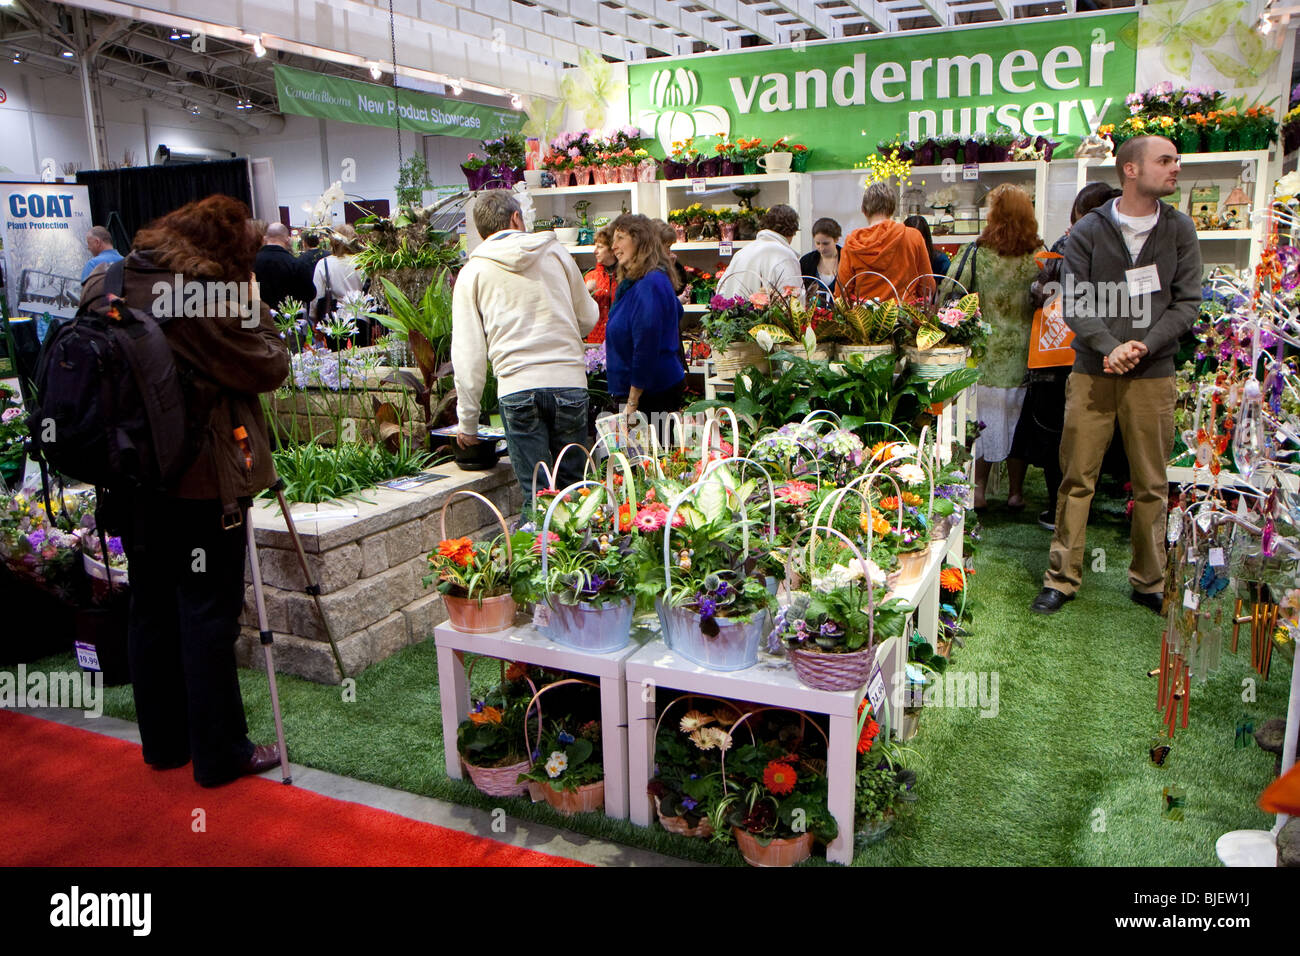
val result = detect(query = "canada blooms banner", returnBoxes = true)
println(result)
[626,11,1138,169]
[273,64,527,139]
[0,182,92,330]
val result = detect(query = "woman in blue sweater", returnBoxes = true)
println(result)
[605,213,686,417]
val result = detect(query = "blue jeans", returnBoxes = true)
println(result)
[497,387,590,501]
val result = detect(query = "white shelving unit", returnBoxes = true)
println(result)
[901,160,1050,247]
[1075,150,1271,273]
[522,180,658,257]
[660,172,813,260]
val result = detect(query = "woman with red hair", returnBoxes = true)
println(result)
[944,183,1043,511]
[79,193,290,787]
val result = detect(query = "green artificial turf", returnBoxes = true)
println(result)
[28,473,1291,866]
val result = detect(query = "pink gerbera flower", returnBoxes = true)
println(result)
[634,508,667,532]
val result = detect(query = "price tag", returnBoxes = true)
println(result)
[691,178,706,193]
[867,667,887,715]
[1209,547,1226,567]
[1183,588,1200,611]
[74,641,101,672]
[962,163,979,181]
[718,240,733,257]
[533,603,552,629]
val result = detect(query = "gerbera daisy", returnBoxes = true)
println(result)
[763,758,798,795]
[857,718,880,754]
[617,503,633,532]
[436,537,476,568]
[505,662,528,681]
[469,705,503,725]
[776,483,813,505]
[679,709,715,733]
[634,507,667,532]
[880,495,901,511]
[939,567,966,592]
[869,440,896,462]
[531,531,561,555]
[689,729,717,751]
[901,491,923,506]
[712,707,738,727]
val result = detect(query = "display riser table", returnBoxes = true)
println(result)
[624,526,957,865]
[433,618,649,820]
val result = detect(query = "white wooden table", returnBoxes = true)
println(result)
[433,618,651,819]
[624,529,955,865]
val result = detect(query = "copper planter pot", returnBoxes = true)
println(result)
[733,828,814,867]
[443,593,517,633]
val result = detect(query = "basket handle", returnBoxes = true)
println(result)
[780,523,877,650]
[814,467,906,558]
[719,706,830,797]
[698,408,741,462]
[530,443,597,512]
[540,480,614,611]
[748,433,825,482]
[651,693,758,755]
[523,677,601,771]
[464,655,541,759]
[438,489,514,566]
[907,271,969,306]
[839,269,901,304]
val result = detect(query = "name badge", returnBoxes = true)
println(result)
[1126,264,1160,296]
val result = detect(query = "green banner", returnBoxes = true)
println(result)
[628,12,1137,169]
[274,64,526,139]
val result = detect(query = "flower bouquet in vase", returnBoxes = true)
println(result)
[425,490,536,633]
[517,679,605,814]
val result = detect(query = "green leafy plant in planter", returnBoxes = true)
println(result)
[456,662,541,772]
[395,155,434,210]
[529,485,638,610]
[424,530,537,604]
[268,439,434,505]
[517,717,604,792]
[709,737,839,856]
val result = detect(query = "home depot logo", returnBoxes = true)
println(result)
[636,68,731,155]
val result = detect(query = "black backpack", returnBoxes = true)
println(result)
[27,259,191,490]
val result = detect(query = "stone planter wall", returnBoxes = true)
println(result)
[236,462,523,683]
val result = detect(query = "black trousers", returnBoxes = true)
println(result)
[121,494,255,786]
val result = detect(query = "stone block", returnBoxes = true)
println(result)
[401,591,448,643]
[255,542,362,594]
[384,519,426,566]
[286,559,421,641]
[366,611,410,662]
[239,583,289,633]
[360,534,389,578]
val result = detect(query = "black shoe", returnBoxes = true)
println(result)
[1131,590,1164,614]
[1030,587,1073,614]
[1037,510,1055,531]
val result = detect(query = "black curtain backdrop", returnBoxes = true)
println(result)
[75,159,253,252]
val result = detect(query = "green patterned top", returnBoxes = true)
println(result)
[944,244,1041,389]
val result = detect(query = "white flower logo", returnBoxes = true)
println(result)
[637,68,731,156]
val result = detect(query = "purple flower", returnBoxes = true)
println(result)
[585,573,606,594]
[697,596,717,618]
[681,796,698,811]
[26,529,46,548]
[107,537,124,557]
[714,580,731,599]
[558,731,575,744]
[819,621,840,637]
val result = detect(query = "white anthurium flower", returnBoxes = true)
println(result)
[754,329,775,353]
[890,442,918,460]
[803,326,817,357]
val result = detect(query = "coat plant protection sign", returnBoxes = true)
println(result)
[628,11,1138,170]
[274,65,527,139]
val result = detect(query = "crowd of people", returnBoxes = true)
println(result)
[68,133,1195,789]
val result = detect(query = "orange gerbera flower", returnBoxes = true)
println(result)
[940,567,966,592]
[468,705,503,725]
[763,758,798,796]
[617,503,632,532]
[437,537,475,568]
[860,511,891,536]
[880,495,901,511]
[901,491,923,507]
[869,441,896,462]
[506,662,528,681]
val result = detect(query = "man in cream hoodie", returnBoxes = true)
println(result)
[453,190,598,494]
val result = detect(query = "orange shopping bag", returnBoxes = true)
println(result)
[1027,250,1074,369]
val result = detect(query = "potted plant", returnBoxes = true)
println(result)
[735,137,766,174]
[633,147,658,182]
[854,720,918,846]
[456,660,544,797]
[701,292,770,378]
[709,714,839,866]
[788,141,810,172]
[517,696,605,815]
[912,137,937,166]
[873,483,931,583]
[713,138,740,176]
[646,699,733,837]
[667,207,691,243]
[899,290,986,378]
[985,127,1015,162]
[0,389,28,491]
[834,296,899,363]
[533,481,639,654]
[680,202,715,241]
[460,152,490,191]
[542,146,574,186]
[935,136,960,162]
[647,463,777,671]
[425,492,535,632]
[668,138,702,179]
[1241,103,1278,150]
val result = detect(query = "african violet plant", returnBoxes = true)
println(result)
[532,484,638,609]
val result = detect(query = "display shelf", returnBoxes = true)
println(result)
[659,172,810,191]
[671,240,753,251]
[908,159,1048,176]
[433,618,650,821]
[1196,230,1254,241]
[900,160,1048,252]
[528,181,642,196]
[683,303,707,313]
[660,173,812,256]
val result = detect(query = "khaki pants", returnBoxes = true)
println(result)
[1044,372,1176,596]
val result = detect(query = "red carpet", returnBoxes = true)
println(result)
[0,710,586,867]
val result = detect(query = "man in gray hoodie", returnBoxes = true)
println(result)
[453,190,598,496]
[1031,135,1201,615]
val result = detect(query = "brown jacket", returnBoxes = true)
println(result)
[79,251,289,513]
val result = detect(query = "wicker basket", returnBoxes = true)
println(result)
[712,341,770,379]
[788,642,877,692]
[903,345,969,380]
[835,343,894,364]
[464,758,532,797]
[655,796,715,838]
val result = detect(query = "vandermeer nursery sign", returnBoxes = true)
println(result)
[628,11,1138,170]
[274,65,527,139]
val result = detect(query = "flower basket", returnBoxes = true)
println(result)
[788,642,877,692]
[542,598,634,654]
[572,166,593,186]
[465,758,532,797]
[1176,130,1203,155]
[1225,129,1241,152]
[461,164,490,190]
[835,343,895,364]
[636,158,658,182]
[742,159,759,175]
[938,142,960,161]
[82,551,128,603]
[683,160,701,179]
[655,795,715,838]
[540,779,605,815]
[914,143,936,165]
[591,165,609,185]
[617,164,636,183]
[719,159,740,177]
[662,159,687,180]
[698,157,721,178]
[791,150,808,173]
[437,489,519,633]
[733,827,813,867]
[895,547,929,584]
[712,340,770,379]
[657,598,768,671]
[903,344,969,380]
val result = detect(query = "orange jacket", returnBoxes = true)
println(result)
[837,220,935,302]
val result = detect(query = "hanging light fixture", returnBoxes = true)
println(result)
[61,49,75,58]
[450,79,463,96]
[509,92,521,109]
[369,62,382,80]
[11,51,26,64]
[252,35,266,57]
